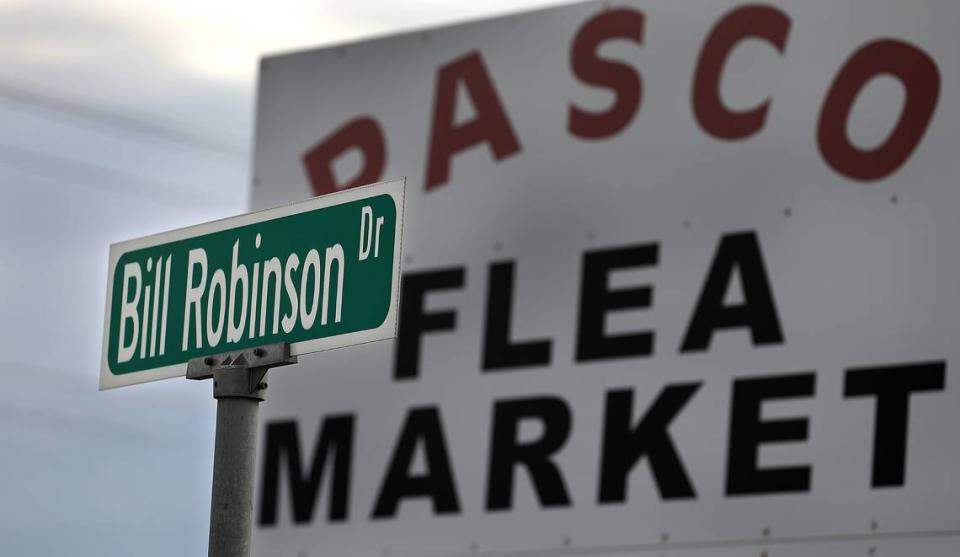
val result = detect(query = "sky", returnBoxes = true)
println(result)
[0,1,559,554]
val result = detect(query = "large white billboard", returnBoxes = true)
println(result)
[250,1,960,555]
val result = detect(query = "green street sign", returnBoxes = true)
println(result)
[100,179,404,389]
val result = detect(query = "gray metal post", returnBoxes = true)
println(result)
[188,343,296,557]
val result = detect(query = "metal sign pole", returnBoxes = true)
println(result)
[188,343,296,557]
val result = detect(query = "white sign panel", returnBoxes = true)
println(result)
[251,1,960,556]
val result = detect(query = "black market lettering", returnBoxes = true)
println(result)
[393,268,465,380]
[258,415,354,525]
[576,243,657,362]
[844,361,946,488]
[483,261,553,371]
[726,373,816,495]
[258,363,947,525]
[680,232,784,352]
[371,407,461,519]
[486,397,573,510]
[599,384,701,502]
[256,228,950,525]
[396,231,782,380]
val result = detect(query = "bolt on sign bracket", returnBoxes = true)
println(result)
[187,342,296,399]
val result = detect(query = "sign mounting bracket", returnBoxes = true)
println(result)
[187,342,297,384]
